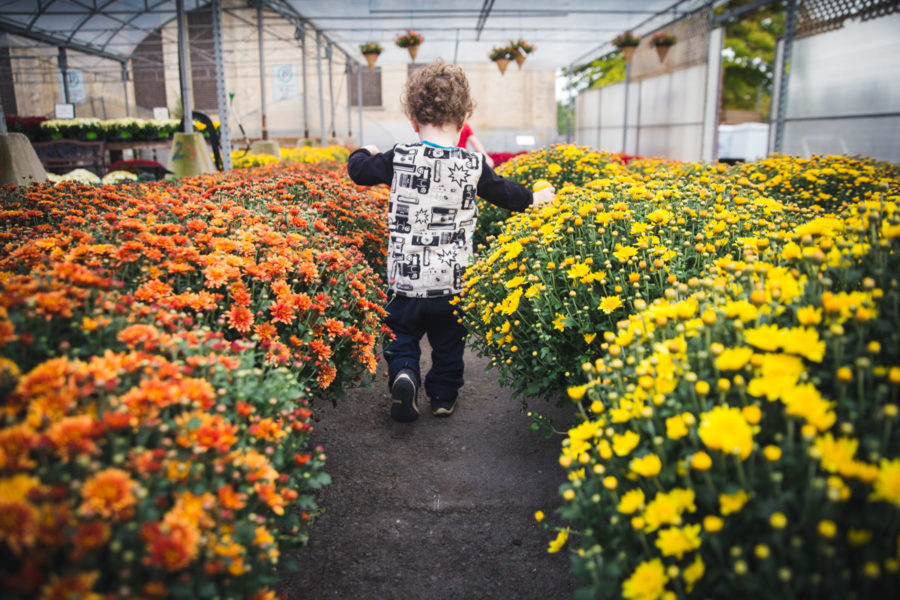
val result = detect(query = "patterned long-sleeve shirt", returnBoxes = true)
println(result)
[348,142,533,298]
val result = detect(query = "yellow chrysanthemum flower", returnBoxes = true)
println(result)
[871,458,900,506]
[719,490,750,515]
[618,488,646,515]
[622,558,668,600]
[655,524,702,560]
[547,529,569,553]
[715,347,754,371]
[630,453,662,478]
[698,405,754,460]
[612,430,641,456]
[782,383,836,432]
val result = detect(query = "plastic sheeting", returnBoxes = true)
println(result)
[774,12,900,163]
[574,12,722,162]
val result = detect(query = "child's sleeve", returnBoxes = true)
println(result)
[476,162,533,212]
[347,147,395,186]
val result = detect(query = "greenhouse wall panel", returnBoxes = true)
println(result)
[636,64,706,127]
[637,124,701,161]
[779,12,900,163]
[782,116,900,162]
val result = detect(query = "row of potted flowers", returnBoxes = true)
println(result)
[5,116,217,143]
[457,146,900,598]
[0,159,389,598]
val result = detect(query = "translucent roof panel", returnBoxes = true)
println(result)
[291,0,712,70]
[0,0,710,67]
[0,0,199,60]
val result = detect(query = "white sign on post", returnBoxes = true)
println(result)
[153,107,170,120]
[60,69,87,105]
[54,104,75,119]
[272,65,299,102]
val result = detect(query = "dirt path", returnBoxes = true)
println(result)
[280,343,578,600]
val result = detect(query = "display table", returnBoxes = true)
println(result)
[106,140,172,164]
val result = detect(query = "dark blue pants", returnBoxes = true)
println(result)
[384,293,467,401]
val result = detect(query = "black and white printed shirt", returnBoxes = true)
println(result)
[348,141,533,298]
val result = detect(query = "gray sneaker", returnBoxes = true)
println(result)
[431,396,457,417]
[390,369,419,422]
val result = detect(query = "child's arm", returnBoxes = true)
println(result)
[468,135,495,168]
[476,162,554,212]
[347,145,394,186]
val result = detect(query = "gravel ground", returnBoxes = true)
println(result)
[279,342,578,600]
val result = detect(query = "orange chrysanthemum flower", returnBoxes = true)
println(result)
[37,570,101,600]
[46,414,100,460]
[141,512,201,571]
[226,305,254,334]
[79,468,137,520]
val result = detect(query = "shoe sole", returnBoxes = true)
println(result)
[431,400,457,417]
[390,374,418,423]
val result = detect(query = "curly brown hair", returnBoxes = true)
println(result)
[401,60,474,130]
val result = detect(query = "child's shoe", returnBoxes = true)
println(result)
[430,396,457,417]
[390,369,419,422]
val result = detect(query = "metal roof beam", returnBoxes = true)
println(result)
[474,0,496,41]
[260,0,361,66]
[0,19,125,63]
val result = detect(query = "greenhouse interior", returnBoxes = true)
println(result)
[1,0,899,599]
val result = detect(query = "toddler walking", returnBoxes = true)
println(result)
[347,60,554,422]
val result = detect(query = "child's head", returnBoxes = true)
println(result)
[402,60,473,131]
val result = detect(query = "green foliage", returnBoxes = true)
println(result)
[718,0,785,115]
[564,1,786,119]
[562,53,626,95]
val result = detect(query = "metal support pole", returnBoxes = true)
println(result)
[327,43,335,138]
[121,63,130,117]
[257,1,267,139]
[316,31,326,147]
[345,61,352,139]
[357,64,363,146]
[212,0,232,169]
[773,0,797,154]
[622,60,631,153]
[0,96,7,133]
[301,27,309,139]
[567,68,574,144]
[57,47,69,104]
[176,0,193,133]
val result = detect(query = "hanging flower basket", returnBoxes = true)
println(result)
[395,30,424,62]
[359,42,383,71]
[512,39,535,70]
[613,30,641,63]
[649,32,677,63]
[490,45,516,76]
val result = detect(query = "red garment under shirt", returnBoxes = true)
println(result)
[457,122,473,148]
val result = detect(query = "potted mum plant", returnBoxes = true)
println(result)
[513,39,535,69]
[359,41,383,71]
[489,45,516,75]
[395,30,424,61]
[650,31,677,62]
[613,30,641,63]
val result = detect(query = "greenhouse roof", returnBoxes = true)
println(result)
[0,0,715,69]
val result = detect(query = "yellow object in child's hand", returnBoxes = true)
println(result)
[532,179,552,192]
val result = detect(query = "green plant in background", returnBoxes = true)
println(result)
[489,45,516,61]
[717,0,784,118]
[612,30,641,48]
[394,30,424,48]
[359,41,383,55]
